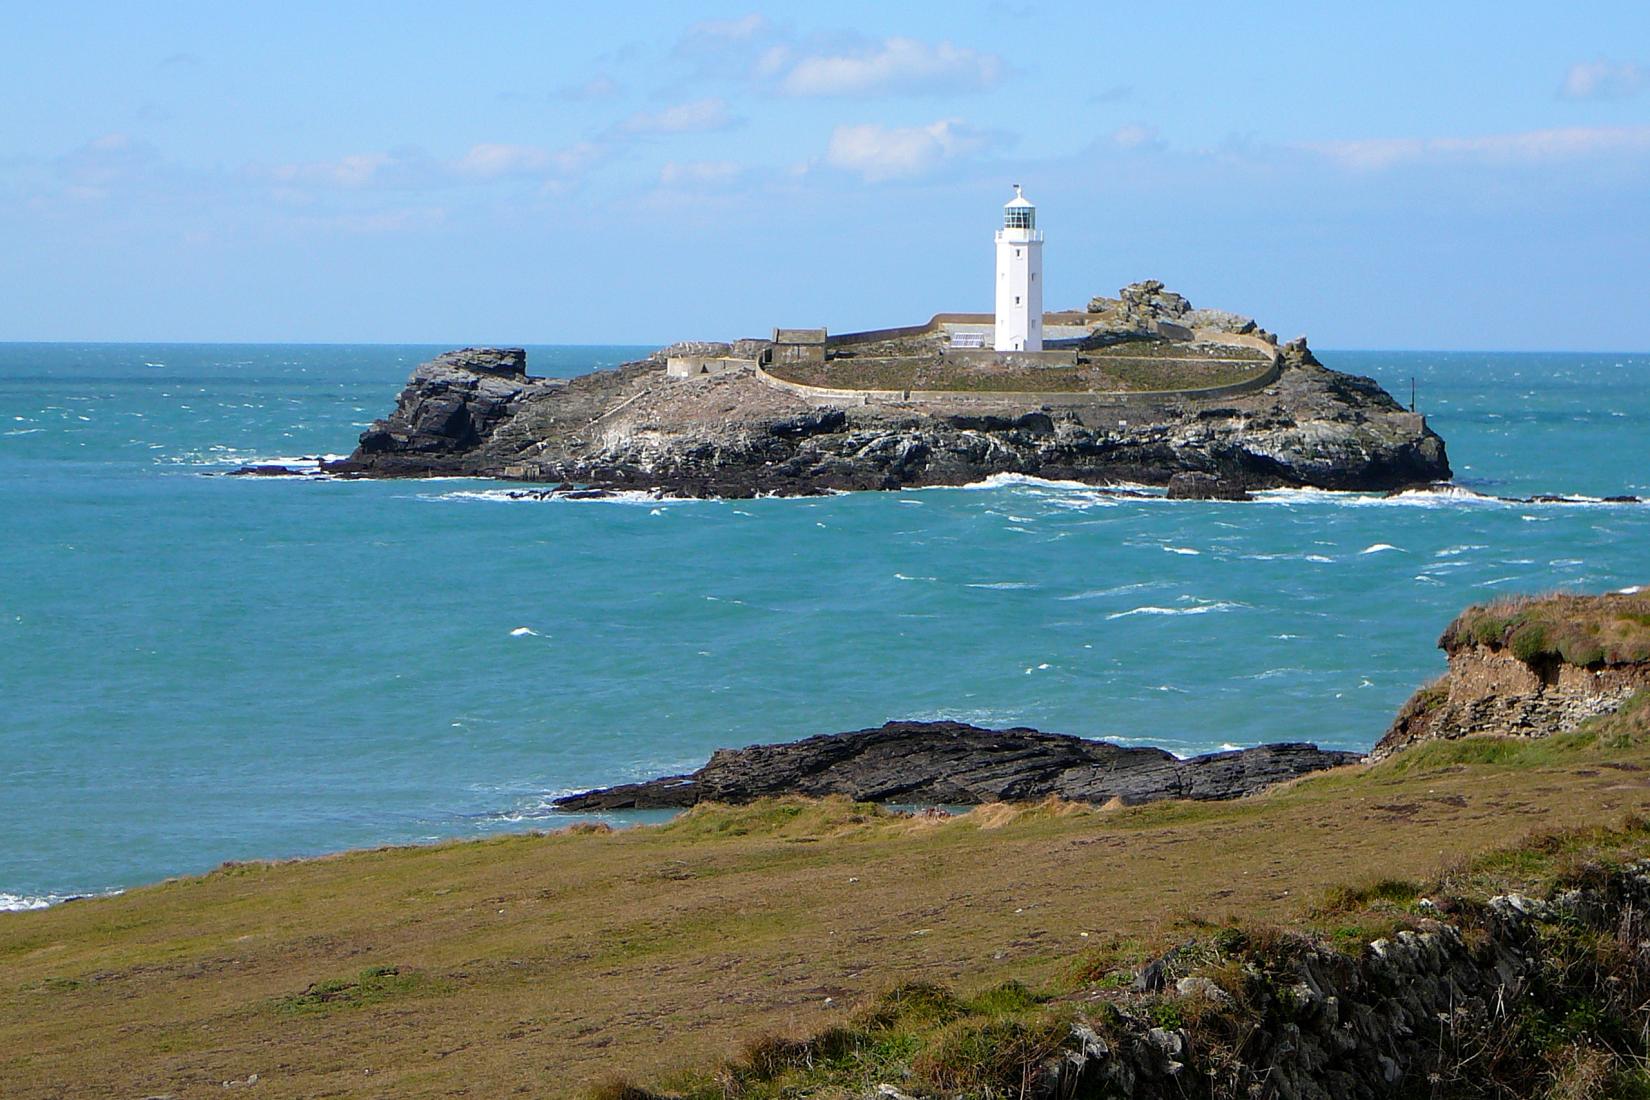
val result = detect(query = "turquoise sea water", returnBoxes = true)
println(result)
[2,343,1647,908]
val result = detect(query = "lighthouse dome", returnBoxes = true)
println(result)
[1003,184,1035,229]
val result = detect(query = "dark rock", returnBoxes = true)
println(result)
[1165,471,1252,501]
[226,464,309,477]
[552,721,1362,811]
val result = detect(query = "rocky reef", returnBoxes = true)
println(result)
[1374,590,1650,758]
[554,721,1360,811]
[320,284,1451,495]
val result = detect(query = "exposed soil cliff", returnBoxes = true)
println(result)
[1374,590,1650,759]
[321,336,1451,495]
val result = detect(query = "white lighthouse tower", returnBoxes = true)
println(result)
[993,184,1043,352]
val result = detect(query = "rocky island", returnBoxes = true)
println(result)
[314,280,1452,496]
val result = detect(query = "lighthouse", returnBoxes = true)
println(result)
[993,184,1043,352]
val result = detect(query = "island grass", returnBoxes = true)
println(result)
[4,732,1650,1098]
[767,352,1269,394]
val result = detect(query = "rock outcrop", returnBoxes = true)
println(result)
[1373,590,1650,759]
[346,347,559,474]
[553,721,1361,811]
[324,335,1451,493]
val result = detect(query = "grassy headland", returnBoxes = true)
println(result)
[1443,590,1650,667]
[4,703,1650,1098]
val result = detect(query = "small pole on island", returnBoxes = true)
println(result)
[1411,377,1416,413]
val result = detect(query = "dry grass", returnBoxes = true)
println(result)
[767,349,1269,394]
[1444,590,1650,666]
[3,749,1650,1098]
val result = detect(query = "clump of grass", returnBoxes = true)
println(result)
[1444,591,1650,667]
[660,796,885,841]
[586,1076,665,1100]
[1312,876,1422,916]
[910,1010,1072,1095]
[273,966,436,1016]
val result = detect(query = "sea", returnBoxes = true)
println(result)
[2,343,1648,910]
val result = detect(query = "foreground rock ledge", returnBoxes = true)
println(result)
[553,721,1363,811]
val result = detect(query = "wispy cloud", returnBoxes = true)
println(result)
[658,160,742,187]
[555,74,621,101]
[1306,125,1650,170]
[619,97,738,135]
[262,141,604,191]
[1559,59,1648,100]
[824,119,989,181]
[771,37,1004,97]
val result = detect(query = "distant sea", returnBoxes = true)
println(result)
[2,343,1648,908]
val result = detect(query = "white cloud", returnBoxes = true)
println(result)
[1307,126,1650,171]
[555,74,621,101]
[265,140,607,191]
[452,143,551,179]
[658,160,742,187]
[683,13,770,43]
[1110,124,1161,150]
[776,37,1003,96]
[1560,59,1648,100]
[620,97,737,135]
[825,119,988,181]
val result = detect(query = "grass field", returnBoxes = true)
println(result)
[4,706,1650,1098]
[767,347,1271,395]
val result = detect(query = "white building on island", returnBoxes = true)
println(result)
[993,184,1044,352]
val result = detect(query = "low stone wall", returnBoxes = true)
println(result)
[666,356,756,379]
[753,328,1281,409]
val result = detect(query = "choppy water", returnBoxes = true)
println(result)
[2,343,1647,907]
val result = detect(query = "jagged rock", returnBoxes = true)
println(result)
[1181,308,1257,334]
[552,721,1362,811]
[1165,471,1251,501]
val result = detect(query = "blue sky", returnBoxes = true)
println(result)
[3,2,1648,349]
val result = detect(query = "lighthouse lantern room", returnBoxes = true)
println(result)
[993,184,1044,352]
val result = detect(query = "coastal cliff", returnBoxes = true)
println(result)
[1374,590,1650,759]
[320,294,1450,494]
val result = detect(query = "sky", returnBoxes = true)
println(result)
[3,1,1648,349]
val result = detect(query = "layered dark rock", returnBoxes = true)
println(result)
[553,721,1361,811]
[323,337,1451,493]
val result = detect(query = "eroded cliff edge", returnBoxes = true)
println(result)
[1374,589,1650,759]
[320,326,1450,496]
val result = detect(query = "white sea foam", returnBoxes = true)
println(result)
[1304,554,1335,563]
[1107,601,1242,620]
[431,488,683,505]
[1,890,117,911]
[1619,585,1646,595]
[1359,543,1403,555]
[509,627,542,637]
[894,573,937,582]
[967,581,1037,590]
[1162,545,1201,555]
[1058,581,1163,601]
